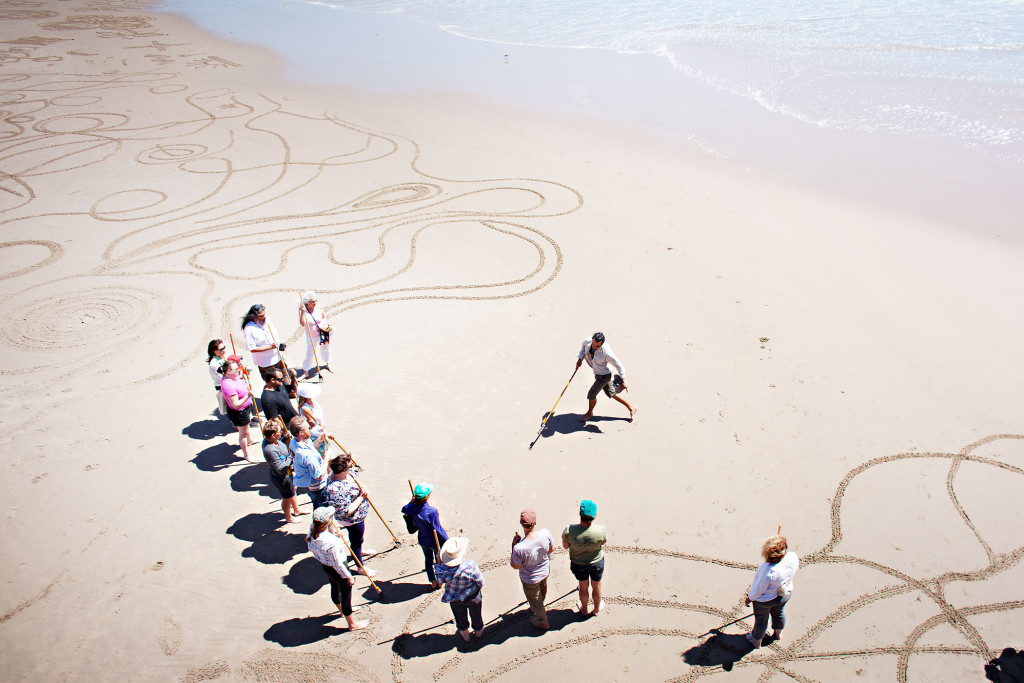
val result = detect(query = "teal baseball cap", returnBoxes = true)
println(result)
[414,482,432,499]
[580,499,597,517]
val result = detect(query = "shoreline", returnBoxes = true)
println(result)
[158,0,1024,244]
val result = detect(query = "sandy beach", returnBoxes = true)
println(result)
[1,1,1023,681]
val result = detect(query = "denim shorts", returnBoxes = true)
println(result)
[570,557,605,582]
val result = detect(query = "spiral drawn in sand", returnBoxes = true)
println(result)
[0,285,167,352]
[383,435,1024,682]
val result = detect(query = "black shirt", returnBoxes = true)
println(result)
[260,385,298,424]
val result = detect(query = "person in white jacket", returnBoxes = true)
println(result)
[575,331,636,422]
[744,535,799,648]
[299,291,332,378]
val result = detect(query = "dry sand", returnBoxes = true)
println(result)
[1,1,1023,681]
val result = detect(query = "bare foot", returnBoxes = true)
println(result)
[578,413,593,423]
[772,630,782,641]
[294,510,308,516]
[431,581,442,590]
[356,567,378,578]
[629,407,638,422]
[285,518,299,524]
[459,630,471,642]
[347,620,369,631]
[576,599,589,614]
[529,616,549,630]
[323,365,333,373]
[590,600,606,616]
[474,626,486,638]
[362,548,379,556]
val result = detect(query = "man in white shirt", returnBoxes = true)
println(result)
[575,332,636,423]
[242,303,296,399]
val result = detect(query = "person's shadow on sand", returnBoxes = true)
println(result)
[191,442,243,472]
[264,613,350,647]
[227,512,307,565]
[362,578,432,604]
[986,647,1024,681]
[282,556,327,595]
[681,632,757,671]
[182,415,233,440]
[230,462,276,498]
[531,413,601,446]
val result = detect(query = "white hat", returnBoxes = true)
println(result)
[301,290,317,304]
[297,383,321,399]
[312,506,336,524]
[439,537,470,567]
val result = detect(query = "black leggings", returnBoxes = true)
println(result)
[345,521,365,567]
[321,565,353,615]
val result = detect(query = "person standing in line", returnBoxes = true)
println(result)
[562,499,608,616]
[510,508,555,630]
[260,367,298,431]
[306,506,369,631]
[575,331,636,423]
[261,420,304,524]
[220,359,255,462]
[207,339,228,416]
[299,291,332,378]
[744,536,799,649]
[402,483,449,590]
[288,415,329,510]
[242,303,296,399]
[435,537,486,641]
[324,454,377,577]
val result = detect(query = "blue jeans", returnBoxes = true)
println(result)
[307,487,327,510]
[422,545,438,582]
[751,596,788,640]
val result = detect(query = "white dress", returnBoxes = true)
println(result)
[300,306,331,372]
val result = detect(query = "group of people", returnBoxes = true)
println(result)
[205,311,798,647]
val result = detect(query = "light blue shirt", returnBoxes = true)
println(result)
[290,437,326,489]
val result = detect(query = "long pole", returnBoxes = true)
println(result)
[333,522,382,595]
[265,319,295,397]
[229,333,263,430]
[531,365,579,448]
[299,293,323,382]
[328,436,397,544]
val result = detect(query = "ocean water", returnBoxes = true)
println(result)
[160,0,1024,233]
[321,0,1024,163]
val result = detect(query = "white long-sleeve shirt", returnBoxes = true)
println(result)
[243,320,281,367]
[307,530,353,577]
[578,339,625,378]
[748,551,799,602]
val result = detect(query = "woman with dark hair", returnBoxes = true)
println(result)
[325,454,377,577]
[207,339,228,416]
[306,507,368,631]
[220,359,255,461]
[242,303,295,398]
[744,536,799,648]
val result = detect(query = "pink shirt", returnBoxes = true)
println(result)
[220,376,252,410]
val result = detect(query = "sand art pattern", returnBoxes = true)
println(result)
[0,0,581,400]
[176,434,1024,682]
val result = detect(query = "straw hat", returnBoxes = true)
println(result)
[439,537,469,566]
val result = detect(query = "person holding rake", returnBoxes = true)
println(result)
[325,453,377,578]
[306,506,368,632]
[575,331,636,423]
[402,483,449,590]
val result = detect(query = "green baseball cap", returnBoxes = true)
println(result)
[580,499,597,517]
[414,482,432,499]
